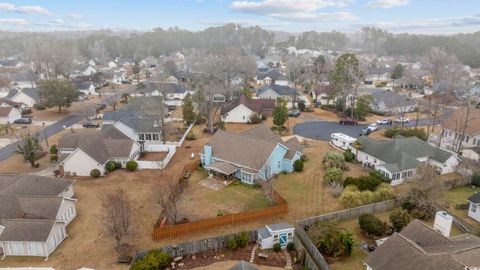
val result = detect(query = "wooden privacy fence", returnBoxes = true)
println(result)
[153,190,287,240]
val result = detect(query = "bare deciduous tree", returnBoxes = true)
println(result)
[100,189,133,246]
[154,180,185,224]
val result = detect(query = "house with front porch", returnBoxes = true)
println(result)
[200,125,303,184]
[355,136,459,185]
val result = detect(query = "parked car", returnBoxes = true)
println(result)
[359,128,372,136]
[339,117,358,125]
[14,118,32,124]
[376,118,389,125]
[95,103,107,112]
[395,117,410,123]
[288,110,300,117]
[82,121,100,128]
[367,123,379,131]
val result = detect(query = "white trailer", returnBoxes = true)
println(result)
[330,133,356,151]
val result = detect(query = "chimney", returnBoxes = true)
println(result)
[153,120,158,127]
[203,143,212,166]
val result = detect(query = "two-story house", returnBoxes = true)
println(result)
[439,108,480,156]
[256,69,289,86]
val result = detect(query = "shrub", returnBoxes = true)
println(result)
[373,183,394,202]
[293,159,304,172]
[455,203,470,210]
[49,144,57,155]
[126,160,138,171]
[115,162,122,169]
[50,154,57,162]
[106,161,116,172]
[340,186,363,208]
[227,237,237,250]
[273,243,281,252]
[315,221,353,258]
[248,113,262,124]
[370,170,391,183]
[384,127,427,141]
[235,231,249,248]
[322,152,345,169]
[359,213,385,237]
[324,168,343,184]
[343,150,355,162]
[185,131,196,141]
[287,242,295,251]
[34,103,46,110]
[360,190,375,205]
[472,175,480,187]
[130,250,172,270]
[90,169,101,178]
[343,175,382,191]
[389,208,411,232]
[328,181,344,198]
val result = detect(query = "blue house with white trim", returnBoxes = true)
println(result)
[200,125,303,184]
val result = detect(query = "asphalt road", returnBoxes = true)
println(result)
[293,118,436,141]
[0,114,86,163]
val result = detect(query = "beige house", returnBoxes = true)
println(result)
[439,108,480,155]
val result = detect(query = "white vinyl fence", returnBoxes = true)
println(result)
[138,144,176,170]
[165,123,194,147]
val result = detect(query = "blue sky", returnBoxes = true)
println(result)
[0,0,479,34]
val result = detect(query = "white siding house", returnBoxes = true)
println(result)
[467,193,480,223]
[0,107,22,124]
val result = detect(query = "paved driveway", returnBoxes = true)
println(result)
[293,118,436,141]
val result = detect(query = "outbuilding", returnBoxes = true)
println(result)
[257,223,294,249]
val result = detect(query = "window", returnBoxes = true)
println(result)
[153,133,159,141]
[392,174,396,180]
[466,136,470,143]
[474,138,477,145]
[472,203,477,213]
[366,156,368,161]
[146,134,152,141]
[288,232,293,237]
[407,171,413,177]
[274,234,278,239]
[139,134,145,141]
[277,161,281,169]
[402,172,407,178]
[374,159,377,164]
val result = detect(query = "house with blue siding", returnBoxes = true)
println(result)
[200,125,303,184]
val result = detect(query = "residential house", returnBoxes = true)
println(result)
[462,147,480,162]
[102,70,127,84]
[74,64,96,77]
[0,174,76,259]
[370,90,417,115]
[108,111,163,145]
[364,219,480,270]
[165,75,179,84]
[0,59,25,68]
[440,108,480,154]
[0,98,27,111]
[467,193,480,223]
[355,136,459,185]
[311,85,335,105]
[0,106,22,124]
[364,66,392,85]
[256,69,289,86]
[221,94,275,123]
[200,125,303,184]
[257,223,294,249]
[8,72,35,89]
[73,80,97,95]
[6,88,41,108]
[143,83,191,106]
[57,126,141,176]
[107,61,117,69]
[213,93,227,103]
[257,84,297,108]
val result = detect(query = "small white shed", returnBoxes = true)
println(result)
[257,223,294,249]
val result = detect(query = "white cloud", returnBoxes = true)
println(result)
[49,19,64,25]
[0,18,28,26]
[356,14,480,32]
[231,0,356,22]
[367,0,409,9]
[66,13,83,19]
[0,2,52,15]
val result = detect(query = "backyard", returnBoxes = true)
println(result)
[446,185,480,227]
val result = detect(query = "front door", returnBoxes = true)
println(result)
[279,233,287,246]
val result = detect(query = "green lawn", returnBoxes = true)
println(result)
[207,181,272,212]
[446,186,480,227]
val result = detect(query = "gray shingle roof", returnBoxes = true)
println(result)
[17,196,64,220]
[267,223,293,231]
[371,90,416,110]
[102,109,143,122]
[220,95,275,115]
[283,137,304,160]
[204,161,239,175]
[0,219,59,242]
[205,127,279,171]
[258,85,295,96]
[145,82,188,94]
[257,227,271,239]
[468,192,480,204]
[6,88,40,101]
[229,261,259,270]
[0,174,72,198]
[364,220,480,270]
[357,136,454,172]
[257,70,287,81]
[0,107,14,117]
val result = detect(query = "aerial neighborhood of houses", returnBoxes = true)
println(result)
[1,20,480,270]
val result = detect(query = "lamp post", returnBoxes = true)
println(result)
[42,122,49,148]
